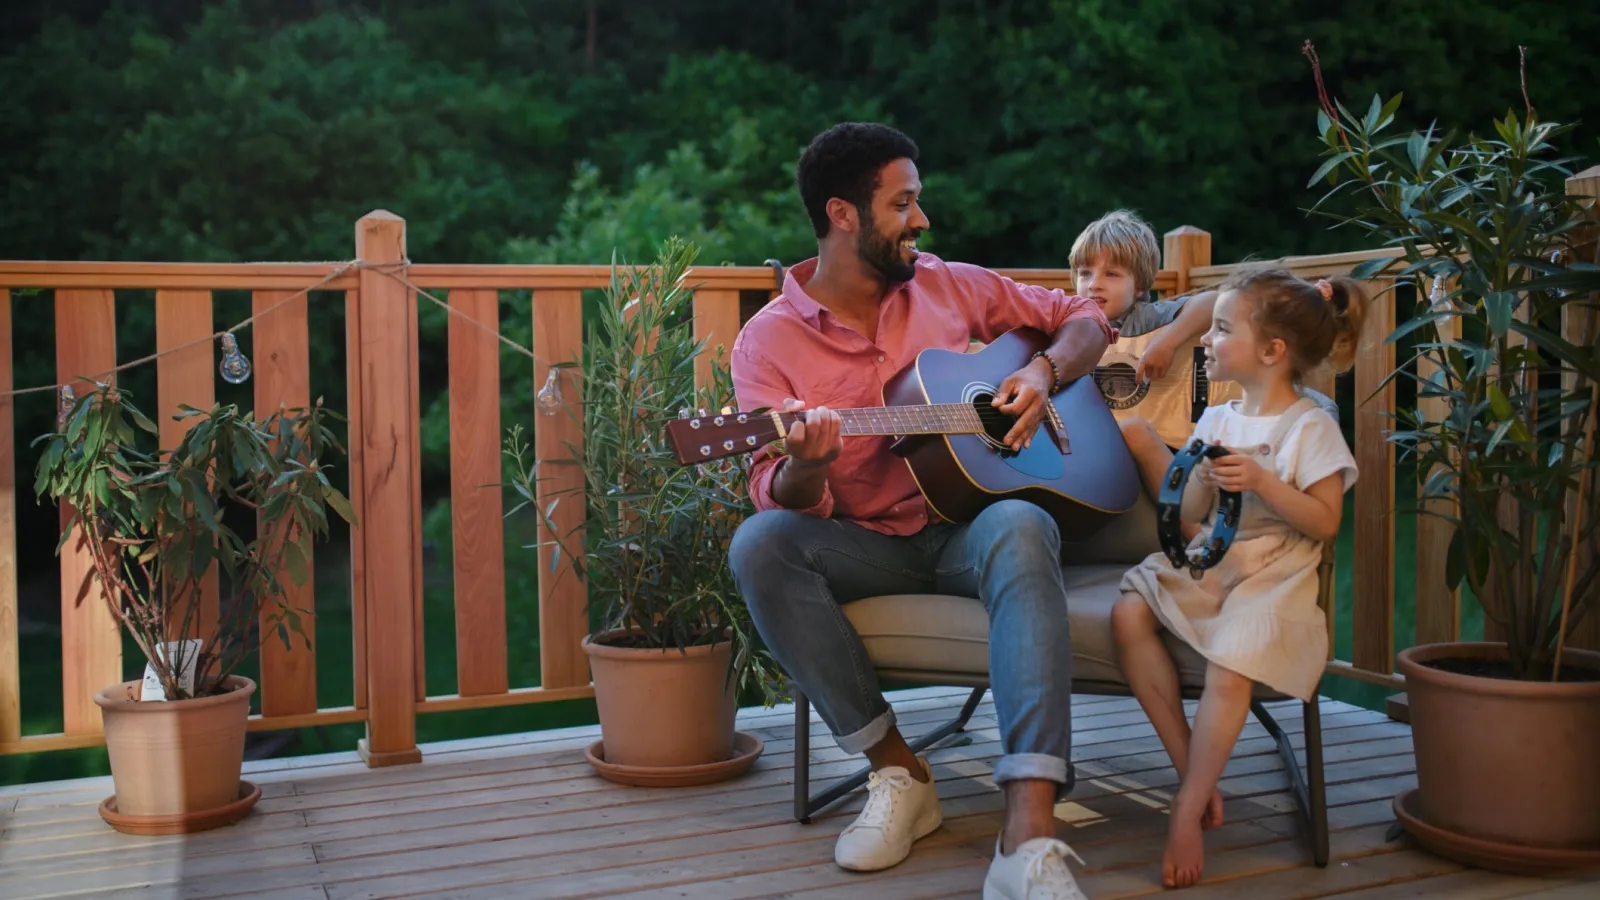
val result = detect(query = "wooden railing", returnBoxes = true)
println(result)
[2,195,1597,764]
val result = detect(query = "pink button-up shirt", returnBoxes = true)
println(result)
[730,253,1113,535]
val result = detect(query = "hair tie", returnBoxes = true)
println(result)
[1314,279,1334,302]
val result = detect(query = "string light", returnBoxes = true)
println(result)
[57,385,75,428]
[536,369,563,415]
[218,333,252,385]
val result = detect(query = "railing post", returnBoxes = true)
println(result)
[691,289,741,391]
[352,210,423,766]
[1162,225,1211,295]
[1566,167,1600,652]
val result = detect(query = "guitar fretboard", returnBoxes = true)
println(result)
[786,402,992,436]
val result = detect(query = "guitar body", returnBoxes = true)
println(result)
[885,328,1140,537]
[1094,323,1240,448]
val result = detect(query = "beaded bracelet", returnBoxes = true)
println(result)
[1031,350,1065,393]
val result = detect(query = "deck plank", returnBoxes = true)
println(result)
[0,690,1431,900]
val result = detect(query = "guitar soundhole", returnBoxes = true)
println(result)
[1096,363,1148,409]
[968,392,1018,453]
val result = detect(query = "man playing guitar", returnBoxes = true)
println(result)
[727,122,1111,900]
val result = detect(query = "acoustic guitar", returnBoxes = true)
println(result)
[664,327,1140,535]
[1091,323,1240,449]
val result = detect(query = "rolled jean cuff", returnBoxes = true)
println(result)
[833,707,896,755]
[993,752,1074,799]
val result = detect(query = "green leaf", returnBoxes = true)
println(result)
[1364,94,1383,131]
[1377,92,1404,130]
[1307,151,1357,188]
[1445,527,1465,592]
[322,485,357,525]
[1484,292,1516,338]
[1486,381,1516,420]
[285,537,309,585]
[1350,255,1400,280]
[1316,108,1332,139]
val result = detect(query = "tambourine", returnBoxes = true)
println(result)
[1157,439,1243,579]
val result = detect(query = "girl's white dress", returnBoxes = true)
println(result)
[1119,396,1358,701]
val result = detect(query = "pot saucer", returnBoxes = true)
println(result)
[1394,788,1600,876]
[100,780,261,835]
[586,731,763,787]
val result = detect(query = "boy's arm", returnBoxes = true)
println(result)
[1136,290,1218,382]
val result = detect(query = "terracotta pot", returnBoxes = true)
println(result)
[1397,642,1600,867]
[94,675,256,831]
[582,630,738,770]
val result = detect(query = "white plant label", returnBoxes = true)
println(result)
[139,639,203,702]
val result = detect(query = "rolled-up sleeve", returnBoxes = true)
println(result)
[950,262,1115,346]
[731,345,835,517]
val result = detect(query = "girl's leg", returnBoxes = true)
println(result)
[1164,661,1254,888]
[1110,595,1196,792]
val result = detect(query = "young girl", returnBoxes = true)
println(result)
[1111,267,1366,889]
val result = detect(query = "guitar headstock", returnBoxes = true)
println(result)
[663,407,782,467]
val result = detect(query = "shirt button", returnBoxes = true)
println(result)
[877,354,886,362]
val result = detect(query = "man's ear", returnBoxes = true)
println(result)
[825,197,859,235]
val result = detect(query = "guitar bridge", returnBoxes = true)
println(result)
[1043,402,1069,455]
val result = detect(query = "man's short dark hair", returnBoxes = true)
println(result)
[796,123,920,239]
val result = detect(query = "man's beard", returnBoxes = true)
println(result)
[858,211,918,284]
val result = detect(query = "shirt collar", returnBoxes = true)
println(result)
[781,256,917,327]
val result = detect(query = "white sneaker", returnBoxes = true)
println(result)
[833,757,942,871]
[983,835,1090,900]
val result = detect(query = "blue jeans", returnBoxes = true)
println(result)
[728,499,1075,795]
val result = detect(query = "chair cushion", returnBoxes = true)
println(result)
[842,563,1288,699]
[1058,491,1162,566]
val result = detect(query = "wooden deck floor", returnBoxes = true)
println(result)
[2,687,1595,899]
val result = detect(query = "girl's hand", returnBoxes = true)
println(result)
[1210,452,1271,493]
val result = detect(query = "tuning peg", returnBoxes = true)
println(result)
[720,406,733,415]
[679,409,692,419]
[697,408,707,418]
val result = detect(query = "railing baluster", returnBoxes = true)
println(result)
[448,288,509,697]
[692,289,742,392]
[1353,280,1396,673]
[253,289,319,716]
[0,290,16,744]
[56,289,122,733]
[155,290,221,646]
[533,288,589,690]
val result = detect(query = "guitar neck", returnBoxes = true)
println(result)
[787,402,987,437]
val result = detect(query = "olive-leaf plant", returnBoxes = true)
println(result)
[1304,51,1600,680]
[34,384,357,700]
[504,236,787,705]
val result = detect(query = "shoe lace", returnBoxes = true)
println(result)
[1025,840,1088,900]
[852,770,914,830]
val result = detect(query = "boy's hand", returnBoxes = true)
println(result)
[1136,338,1177,383]
[1210,451,1272,493]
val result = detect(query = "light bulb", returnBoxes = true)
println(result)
[536,369,563,415]
[219,334,252,384]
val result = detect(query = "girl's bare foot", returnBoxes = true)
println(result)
[1162,803,1206,888]
[1201,788,1224,830]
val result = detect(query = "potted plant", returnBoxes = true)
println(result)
[506,237,785,787]
[34,383,355,834]
[1304,52,1600,873]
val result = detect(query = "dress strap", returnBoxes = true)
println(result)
[1258,396,1320,458]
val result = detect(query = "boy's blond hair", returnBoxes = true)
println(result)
[1069,210,1161,296]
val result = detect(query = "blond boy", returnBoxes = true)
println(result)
[1071,210,1337,460]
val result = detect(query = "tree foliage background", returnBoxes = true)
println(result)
[1,0,1597,773]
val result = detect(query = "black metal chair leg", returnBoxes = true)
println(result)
[1304,696,1330,867]
[794,686,811,824]
[795,687,988,824]
[1250,697,1330,868]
